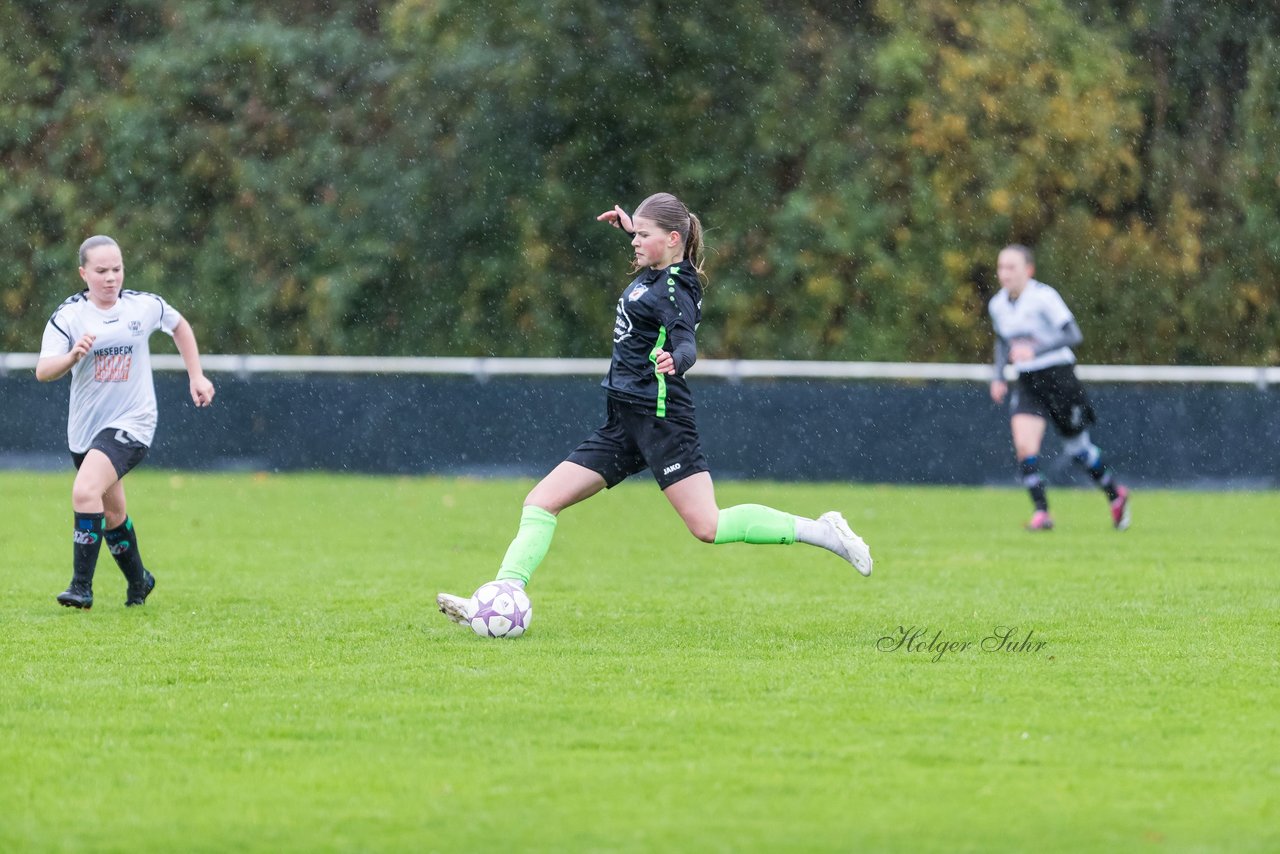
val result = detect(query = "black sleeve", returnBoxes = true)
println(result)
[1034,320,1083,355]
[659,286,698,375]
[667,323,697,375]
[992,336,1009,381]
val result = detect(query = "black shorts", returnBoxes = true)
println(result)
[566,396,709,489]
[1011,364,1096,438]
[71,428,149,479]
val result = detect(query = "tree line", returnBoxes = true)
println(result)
[2,0,1277,364]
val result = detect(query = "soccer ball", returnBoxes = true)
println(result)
[469,581,533,638]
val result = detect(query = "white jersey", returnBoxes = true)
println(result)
[40,289,184,453]
[988,279,1076,374]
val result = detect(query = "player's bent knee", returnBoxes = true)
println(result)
[71,480,106,508]
[523,482,554,509]
[686,518,718,543]
[522,484,568,515]
[690,528,716,544]
[1014,440,1041,459]
[1062,431,1093,460]
[523,498,560,516]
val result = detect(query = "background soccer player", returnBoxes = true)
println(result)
[37,235,216,609]
[438,193,872,630]
[988,244,1130,531]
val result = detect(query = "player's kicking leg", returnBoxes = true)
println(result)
[437,462,603,631]
[665,472,873,576]
[1063,432,1131,530]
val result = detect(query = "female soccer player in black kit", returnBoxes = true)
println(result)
[438,193,872,630]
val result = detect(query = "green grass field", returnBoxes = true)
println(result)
[2,471,1276,852]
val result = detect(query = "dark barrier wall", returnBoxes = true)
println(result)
[2,373,1277,487]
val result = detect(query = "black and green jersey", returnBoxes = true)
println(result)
[602,261,702,417]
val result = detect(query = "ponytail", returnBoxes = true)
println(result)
[685,212,706,286]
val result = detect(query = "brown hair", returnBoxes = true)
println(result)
[79,235,120,266]
[1002,243,1035,266]
[633,192,707,284]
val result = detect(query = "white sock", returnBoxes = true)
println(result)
[794,516,842,554]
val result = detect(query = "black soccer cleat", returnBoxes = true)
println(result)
[57,584,94,610]
[126,570,155,607]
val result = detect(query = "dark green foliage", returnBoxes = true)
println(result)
[2,0,1276,362]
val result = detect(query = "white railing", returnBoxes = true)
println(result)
[2,352,1277,386]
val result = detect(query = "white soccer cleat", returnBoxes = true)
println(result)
[820,511,872,576]
[436,592,476,626]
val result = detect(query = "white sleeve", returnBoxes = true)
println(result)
[987,296,1006,340]
[40,312,74,357]
[1040,286,1075,329]
[155,294,184,336]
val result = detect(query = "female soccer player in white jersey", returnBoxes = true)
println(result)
[437,193,872,631]
[988,244,1130,531]
[36,236,216,609]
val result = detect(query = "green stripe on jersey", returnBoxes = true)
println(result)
[649,325,668,418]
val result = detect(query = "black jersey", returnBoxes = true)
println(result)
[602,262,702,416]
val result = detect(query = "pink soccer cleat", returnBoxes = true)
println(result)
[1026,510,1054,531]
[1110,486,1131,531]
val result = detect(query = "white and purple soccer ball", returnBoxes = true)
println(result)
[469,581,533,638]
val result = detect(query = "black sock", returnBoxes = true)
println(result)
[1071,446,1121,501]
[1088,462,1120,501]
[1020,456,1048,512]
[1064,440,1116,501]
[72,512,105,589]
[105,516,147,586]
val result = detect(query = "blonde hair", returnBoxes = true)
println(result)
[633,193,706,284]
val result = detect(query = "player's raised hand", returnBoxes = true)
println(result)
[596,205,634,233]
[70,333,96,363]
[190,374,216,408]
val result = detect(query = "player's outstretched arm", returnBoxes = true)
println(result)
[35,333,96,382]
[595,205,634,234]
[172,318,215,407]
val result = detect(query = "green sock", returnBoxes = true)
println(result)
[713,504,797,545]
[494,505,558,586]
